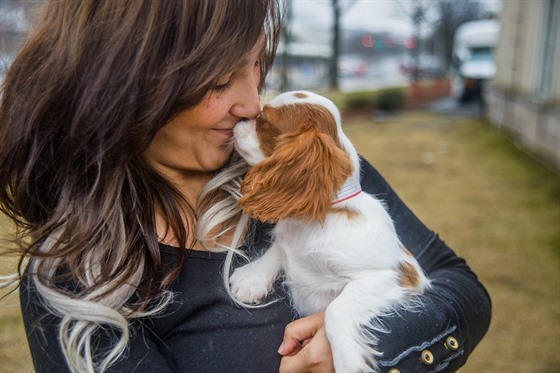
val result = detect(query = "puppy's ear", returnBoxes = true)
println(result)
[240,128,352,223]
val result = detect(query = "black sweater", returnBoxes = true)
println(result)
[20,159,491,372]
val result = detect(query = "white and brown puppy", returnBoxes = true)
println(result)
[231,91,430,372]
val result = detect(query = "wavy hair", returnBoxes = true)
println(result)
[0,0,282,371]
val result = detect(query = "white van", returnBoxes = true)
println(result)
[451,19,500,101]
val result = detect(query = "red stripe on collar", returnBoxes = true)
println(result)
[332,180,362,205]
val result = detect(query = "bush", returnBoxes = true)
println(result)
[323,88,406,112]
[375,89,406,111]
[343,91,378,111]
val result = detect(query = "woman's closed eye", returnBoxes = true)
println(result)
[213,76,233,92]
[213,60,261,93]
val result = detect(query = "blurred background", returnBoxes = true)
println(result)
[1,0,559,372]
[1,0,558,166]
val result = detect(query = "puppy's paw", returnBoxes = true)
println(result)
[326,316,380,372]
[230,262,274,304]
[332,347,377,373]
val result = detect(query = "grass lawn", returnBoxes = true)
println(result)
[1,109,559,372]
[0,215,31,372]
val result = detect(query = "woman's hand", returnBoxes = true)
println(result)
[278,312,335,373]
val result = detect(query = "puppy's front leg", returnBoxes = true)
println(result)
[325,273,408,373]
[230,244,283,304]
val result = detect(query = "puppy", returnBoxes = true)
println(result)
[230,91,430,372]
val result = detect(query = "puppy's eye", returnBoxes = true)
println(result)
[258,119,272,129]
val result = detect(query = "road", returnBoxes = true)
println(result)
[429,95,485,118]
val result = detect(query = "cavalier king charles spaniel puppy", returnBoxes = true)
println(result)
[230,91,430,372]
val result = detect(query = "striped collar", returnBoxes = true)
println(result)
[332,179,362,204]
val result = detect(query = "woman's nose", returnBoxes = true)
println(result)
[231,67,262,119]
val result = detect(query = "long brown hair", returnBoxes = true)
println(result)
[0,0,282,370]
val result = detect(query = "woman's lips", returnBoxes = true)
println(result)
[213,128,233,134]
[212,128,234,142]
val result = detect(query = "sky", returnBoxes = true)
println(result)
[292,0,411,37]
[291,0,502,40]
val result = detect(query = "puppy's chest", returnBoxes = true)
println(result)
[274,221,324,254]
[274,222,343,277]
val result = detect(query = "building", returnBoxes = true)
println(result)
[269,41,332,92]
[0,0,39,80]
[485,0,559,169]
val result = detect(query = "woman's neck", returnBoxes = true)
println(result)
[169,169,215,206]
[155,170,232,251]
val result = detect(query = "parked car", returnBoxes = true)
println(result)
[338,55,368,77]
[451,19,500,101]
[0,53,15,83]
[399,55,446,79]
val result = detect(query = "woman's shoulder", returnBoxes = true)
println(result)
[358,155,390,195]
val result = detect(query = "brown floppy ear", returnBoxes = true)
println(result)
[240,128,352,223]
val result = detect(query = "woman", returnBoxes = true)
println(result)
[0,1,490,372]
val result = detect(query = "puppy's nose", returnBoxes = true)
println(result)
[233,122,250,137]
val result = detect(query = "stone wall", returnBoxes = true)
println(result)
[486,85,560,169]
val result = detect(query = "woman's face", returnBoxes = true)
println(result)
[143,41,263,182]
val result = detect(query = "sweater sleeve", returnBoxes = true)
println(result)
[19,269,177,373]
[359,157,491,372]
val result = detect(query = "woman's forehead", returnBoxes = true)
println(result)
[225,34,265,74]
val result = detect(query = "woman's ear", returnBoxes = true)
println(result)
[240,129,352,223]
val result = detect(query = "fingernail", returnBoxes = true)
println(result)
[277,341,285,354]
